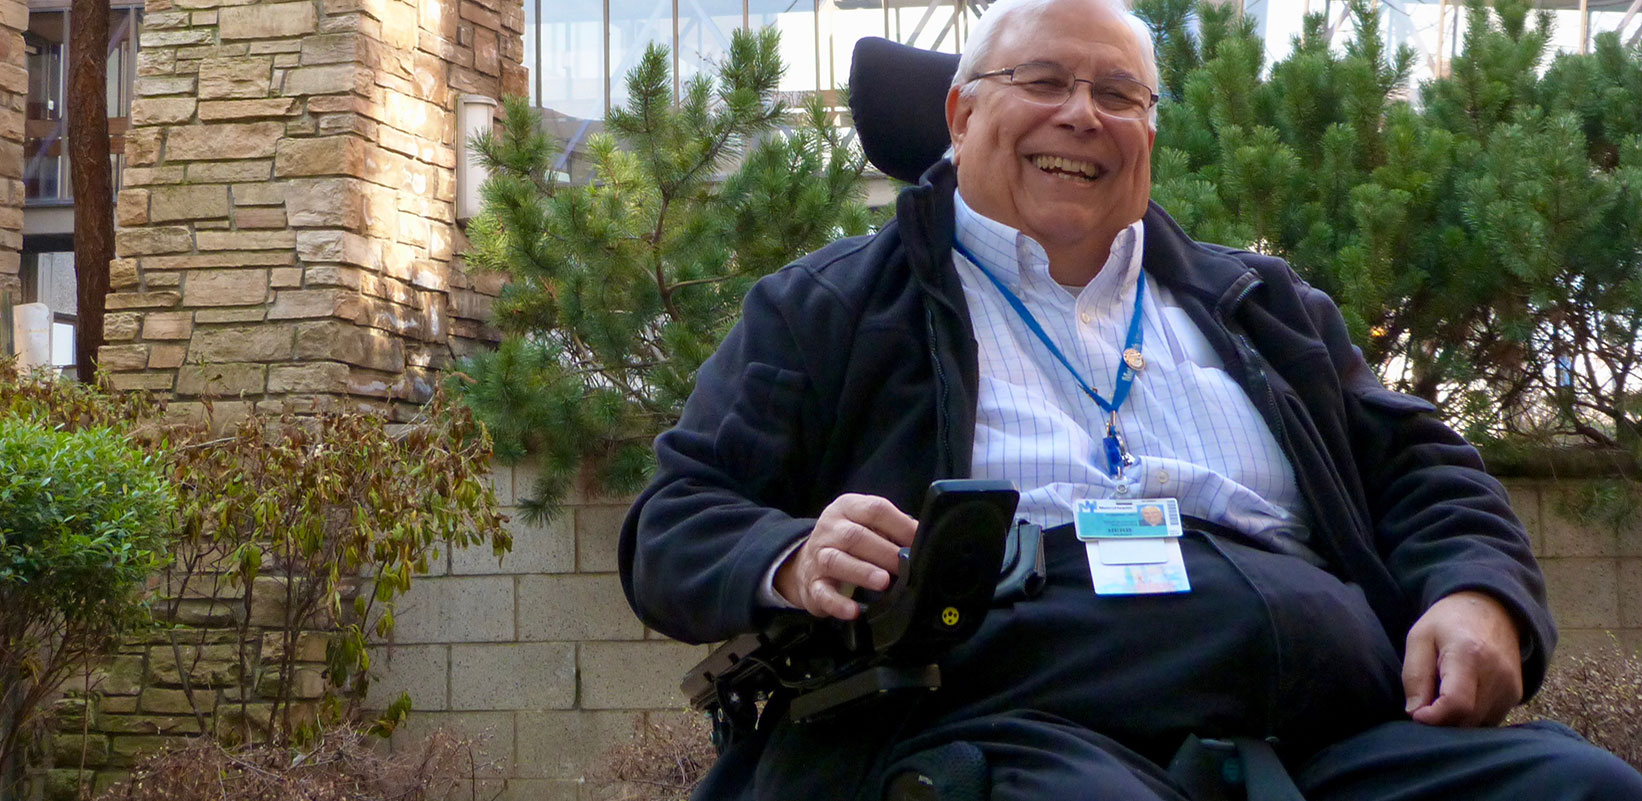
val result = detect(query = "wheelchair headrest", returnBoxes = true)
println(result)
[848,38,961,184]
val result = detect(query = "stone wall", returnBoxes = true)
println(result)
[0,0,23,295]
[100,0,525,423]
[33,582,336,801]
[366,474,1642,801]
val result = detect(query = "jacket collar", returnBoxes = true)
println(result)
[899,159,1259,317]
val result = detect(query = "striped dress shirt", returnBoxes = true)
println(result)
[953,192,1318,559]
[758,196,1322,606]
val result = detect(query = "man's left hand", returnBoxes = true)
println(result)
[1401,590,1523,727]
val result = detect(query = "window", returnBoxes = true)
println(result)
[18,251,76,370]
[24,5,141,204]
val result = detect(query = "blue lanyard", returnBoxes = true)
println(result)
[952,239,1147,479]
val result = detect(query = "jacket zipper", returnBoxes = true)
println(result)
[1215,278,1291,743]
[925,302,953,477]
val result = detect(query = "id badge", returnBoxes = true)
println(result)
[1073,498,1190,595]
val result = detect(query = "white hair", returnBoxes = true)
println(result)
[950,0,1160,130]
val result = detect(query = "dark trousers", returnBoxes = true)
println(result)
[719,529,1642,800]
[877,711,1642,800]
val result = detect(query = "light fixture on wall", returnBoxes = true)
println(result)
[456,94,499,223]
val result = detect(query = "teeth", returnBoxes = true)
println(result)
[1032,155,1101,178]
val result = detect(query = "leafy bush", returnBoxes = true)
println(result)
[1,361,509,779]
[163,391,510,744]
[0,412,175,794]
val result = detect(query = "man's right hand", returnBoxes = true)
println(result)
[774,493,918,620]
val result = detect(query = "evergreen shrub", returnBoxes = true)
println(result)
[454,28,870,518]
[0,409,174,794]
[1137,0,1642,455]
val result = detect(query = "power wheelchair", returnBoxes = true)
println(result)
[676,37,1316,801]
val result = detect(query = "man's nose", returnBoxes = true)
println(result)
[1054,84,1104,131]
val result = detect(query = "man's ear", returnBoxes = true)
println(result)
[945,85,970,164]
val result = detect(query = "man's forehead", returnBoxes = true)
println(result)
[986,1,1146,70]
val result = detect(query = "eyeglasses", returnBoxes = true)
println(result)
[967,62,1159,120]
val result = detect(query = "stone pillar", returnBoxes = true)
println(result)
[0,0,24,294]
[102,0,524,422]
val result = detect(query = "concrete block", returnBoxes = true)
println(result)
[514,710,635,780]
[1552,628,1626,658]
[1541,485,1620,557]
[1619,507,1642,558]
[493,779,581,801]
[578,642,705,710]
[483,463,514,506]
[390,576,514,644]
[575,505,627,573]
[517,575,642,642]
[449,643,575,710]
[453,510,572,576]
[1500,480,1543,556]
[388,710,513,778]
[366,644,448,711]
[1542,557,1620,630]
[1621,558,1642,628]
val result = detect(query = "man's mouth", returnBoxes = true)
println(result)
[1030,154,1104,182]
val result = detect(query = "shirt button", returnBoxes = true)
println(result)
[1080,312,1092,324]
[1155,470,1170,485]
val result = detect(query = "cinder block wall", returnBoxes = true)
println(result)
[371,462,705,801]
[378,472,1642,801]
[1502,479,1642,655]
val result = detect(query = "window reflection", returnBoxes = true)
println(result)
[526,0,984,136]
[888,0,965,55]
[678,0,742,89]
[24,6,140,204]
[749,0,817,93]
[537,0,604,121]
[609,0,673,108]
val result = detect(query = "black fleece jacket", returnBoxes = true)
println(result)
[619,160,1555,698]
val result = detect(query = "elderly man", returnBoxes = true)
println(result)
[619,0,1642,798]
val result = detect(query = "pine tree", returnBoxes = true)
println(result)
[1134,0,1642,454]
[454,29,871,519]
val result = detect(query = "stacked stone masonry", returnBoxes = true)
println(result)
[37,581,337,801]
[0,0,23,294]
[101,0,526,422]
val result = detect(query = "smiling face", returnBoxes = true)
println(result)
[1141,505,1164,526]
[946,0,1156,278]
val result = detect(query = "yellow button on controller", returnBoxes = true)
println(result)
[940,607,961,627]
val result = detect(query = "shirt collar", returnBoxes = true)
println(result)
[953,190,1145,301]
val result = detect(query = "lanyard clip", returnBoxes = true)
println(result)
[1104,412,1136,478]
